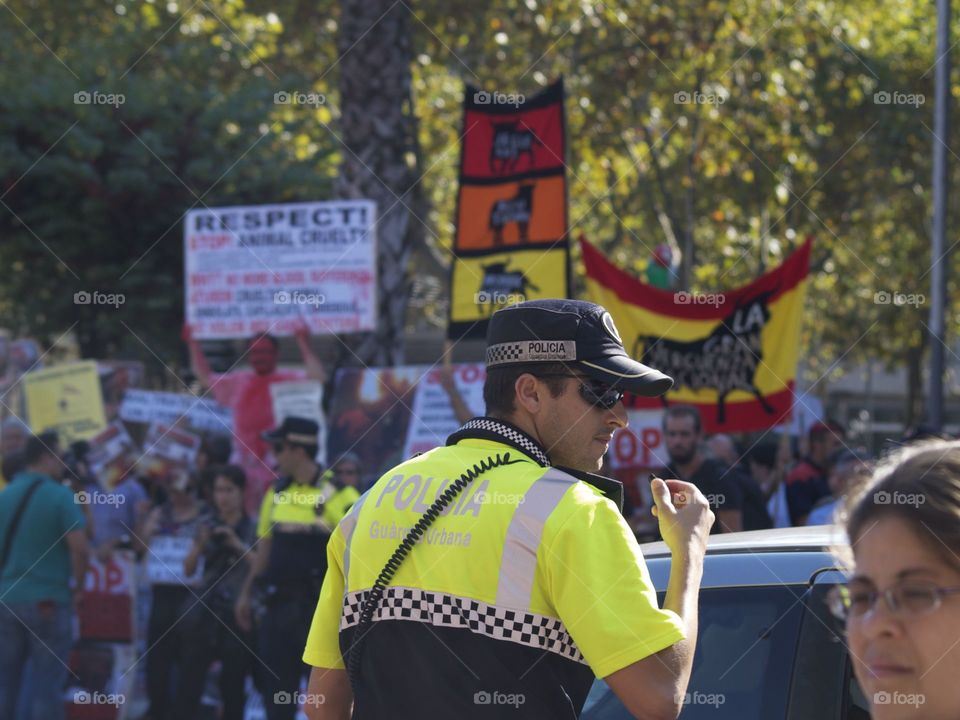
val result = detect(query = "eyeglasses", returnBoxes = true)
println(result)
[535,374,624,410]
[828,581,960,622]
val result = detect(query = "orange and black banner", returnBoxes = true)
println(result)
[582,236,813,434]
[447,79,570,339]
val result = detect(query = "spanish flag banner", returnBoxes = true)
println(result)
[581,237,812,433]
[448,79,570,340]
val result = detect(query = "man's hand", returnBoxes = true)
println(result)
[650,477,713,557]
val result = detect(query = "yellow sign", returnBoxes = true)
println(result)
[23,361,107,443]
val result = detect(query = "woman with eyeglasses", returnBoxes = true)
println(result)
[835,440,960,719]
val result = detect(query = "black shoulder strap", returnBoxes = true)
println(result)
[555,465,625,512]
[0,478,45,578]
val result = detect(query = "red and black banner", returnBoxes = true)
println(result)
[447,79,570,339]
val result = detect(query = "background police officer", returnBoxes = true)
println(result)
[302,300,714,720]
[234,416,358,720]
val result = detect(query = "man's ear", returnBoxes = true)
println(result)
[513,373,542,414]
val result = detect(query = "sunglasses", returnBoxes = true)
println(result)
[535,374,624,410]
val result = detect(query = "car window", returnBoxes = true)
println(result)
[582,585,805,719]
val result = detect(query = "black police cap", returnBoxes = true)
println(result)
[261,416,320,446]
[485,299,674,397]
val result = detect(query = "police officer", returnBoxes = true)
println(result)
[302,300,714,720]
[234,416,358,720]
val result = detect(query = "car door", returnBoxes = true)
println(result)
[582,582,807,719]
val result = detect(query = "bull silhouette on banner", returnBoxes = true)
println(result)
[489,121,543,174]
[633,293,777,424]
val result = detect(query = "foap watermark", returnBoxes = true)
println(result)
[274,91,326,107]
[475,291,525,306]
[679,691,726,708]
[74,91,125,108]
[705,493,727,508]
[274,491,324,506]
[473,691,525,708]
[873,91,925,108]
[75,491,125,507]
[274,290,326,307]
[73,690,125,707]
[474,490,526,506]
[873,691,925,708]
[674,291,725,308]
[273,691,326,707]
[473,90,525,108]
[74,290,125,308]
[674,90,726,106]
[874,490,925,508]
[874,290,925,307]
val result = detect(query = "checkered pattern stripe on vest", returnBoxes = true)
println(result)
[341,586,586,665]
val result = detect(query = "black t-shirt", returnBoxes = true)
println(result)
[665,458,744,533]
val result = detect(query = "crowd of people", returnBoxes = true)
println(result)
[0,320,954,720]
[0,407,364,720]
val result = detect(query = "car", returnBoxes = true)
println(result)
[581,525,872,720]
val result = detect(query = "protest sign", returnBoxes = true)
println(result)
[270,380,326,464]
[139,422,201,481]
[184,200,377,339]
[23,361,107,442]
[145,535,204,586]
[86,422,137,489]
[402,364,485,458]
[78,551,137,642]
[119,389,233,433]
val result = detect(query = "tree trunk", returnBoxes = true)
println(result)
[336,0,418,366]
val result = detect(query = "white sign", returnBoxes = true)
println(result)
[610,410,670,469]
[403,364,485,458]
[270,380,326,465]
[146,536,204,586]
[86,421,136,486]
[184,200,377,339]
[144,422,201,465]
[120,389,233,433]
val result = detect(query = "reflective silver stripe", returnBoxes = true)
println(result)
[496,467,577,609]
[340,489,369,586]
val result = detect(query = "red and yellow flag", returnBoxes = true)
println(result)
[448,80,570,340]
[581,237,812,433]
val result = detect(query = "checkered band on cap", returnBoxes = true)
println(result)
[341,586,586,665]
[486,339,576,367]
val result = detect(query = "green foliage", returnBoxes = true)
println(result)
[0,0,339,367]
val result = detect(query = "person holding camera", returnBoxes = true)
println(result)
[174,465,255,720]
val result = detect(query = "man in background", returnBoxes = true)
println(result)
[185,323,326,512]
[707,433,771,531]
[785,421,843,525]
[662,406,743,533]
[0,432,89,720]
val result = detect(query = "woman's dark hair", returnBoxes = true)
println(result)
[212,464,247,490]
[843,440,960,571]
[483,362,572,417]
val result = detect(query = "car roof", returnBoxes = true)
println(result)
[640,525,848,559]
[640,526,851,588]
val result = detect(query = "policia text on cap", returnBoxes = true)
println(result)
[301,300,714,720]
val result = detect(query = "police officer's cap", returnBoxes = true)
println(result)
[261,416,319,446]
[485,299,674,397]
